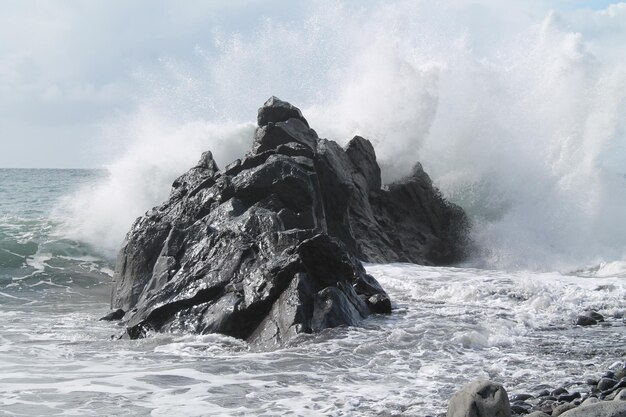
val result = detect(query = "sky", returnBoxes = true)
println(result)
[0,0,622,168]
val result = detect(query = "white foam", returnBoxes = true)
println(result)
[47,1,626,272]
[54,118,255,256]
[1,263,625,415]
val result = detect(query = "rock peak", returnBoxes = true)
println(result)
[257,96,309,128]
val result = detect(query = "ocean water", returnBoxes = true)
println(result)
[2,1,626,416]
[1,168,625,416]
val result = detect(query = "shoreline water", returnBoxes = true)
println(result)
[3,260,626,415]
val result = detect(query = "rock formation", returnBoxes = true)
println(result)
[108,97,467,347]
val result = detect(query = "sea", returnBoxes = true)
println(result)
[0,167,625,416]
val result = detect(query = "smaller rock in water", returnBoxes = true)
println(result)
[526,412,550,417]
[552,388,569,396]
[99,309,125,321]
[447,380,511,417]
[511,394,534,402]
[599,378,619,391]
[585,310,605,322]
[366,293,392,314]
[576,315,598,326]
[535,401,556,415]
[536,389,551,397]
[558,392,582,402]
[510,402,531,414]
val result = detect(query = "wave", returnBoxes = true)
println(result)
[54,115,255,257]
[55,1,626,272]
[0,211,112,303]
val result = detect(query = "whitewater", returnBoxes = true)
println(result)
[1,1,626,416]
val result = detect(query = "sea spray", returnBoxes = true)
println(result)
[54,114,254,257]
[54,1,626,271]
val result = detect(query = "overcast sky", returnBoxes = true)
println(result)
[0,0,620,168]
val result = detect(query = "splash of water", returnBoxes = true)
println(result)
[55,110,254,257]
[56,1,626,271]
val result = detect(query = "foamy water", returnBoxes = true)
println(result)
[2,169,624,415]
[2,254,625,416]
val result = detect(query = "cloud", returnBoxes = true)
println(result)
[0,0,306,167]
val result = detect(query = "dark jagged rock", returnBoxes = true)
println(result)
[257,96,310,128]
[111,97,467,346]
[99,308,125,321]
[314,136,467,265]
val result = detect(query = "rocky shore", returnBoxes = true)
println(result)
[439,310,626,417]
[444,361,626,417]
[444,312,626,417]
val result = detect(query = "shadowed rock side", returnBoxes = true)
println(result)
[110,97,467,347]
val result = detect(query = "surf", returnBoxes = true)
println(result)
[54,1,626,272]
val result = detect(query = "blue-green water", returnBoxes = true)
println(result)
[0,169,112,306]
[1,169,625,416]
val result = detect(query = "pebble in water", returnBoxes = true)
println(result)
[575,315,597,326]
[598,378,618,391]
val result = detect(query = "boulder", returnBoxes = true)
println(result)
[599,378,619,391]
[111,97,467,346]
[447,380,511,417]
[559,401,626,417]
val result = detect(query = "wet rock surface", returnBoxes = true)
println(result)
[109,97,467,346]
